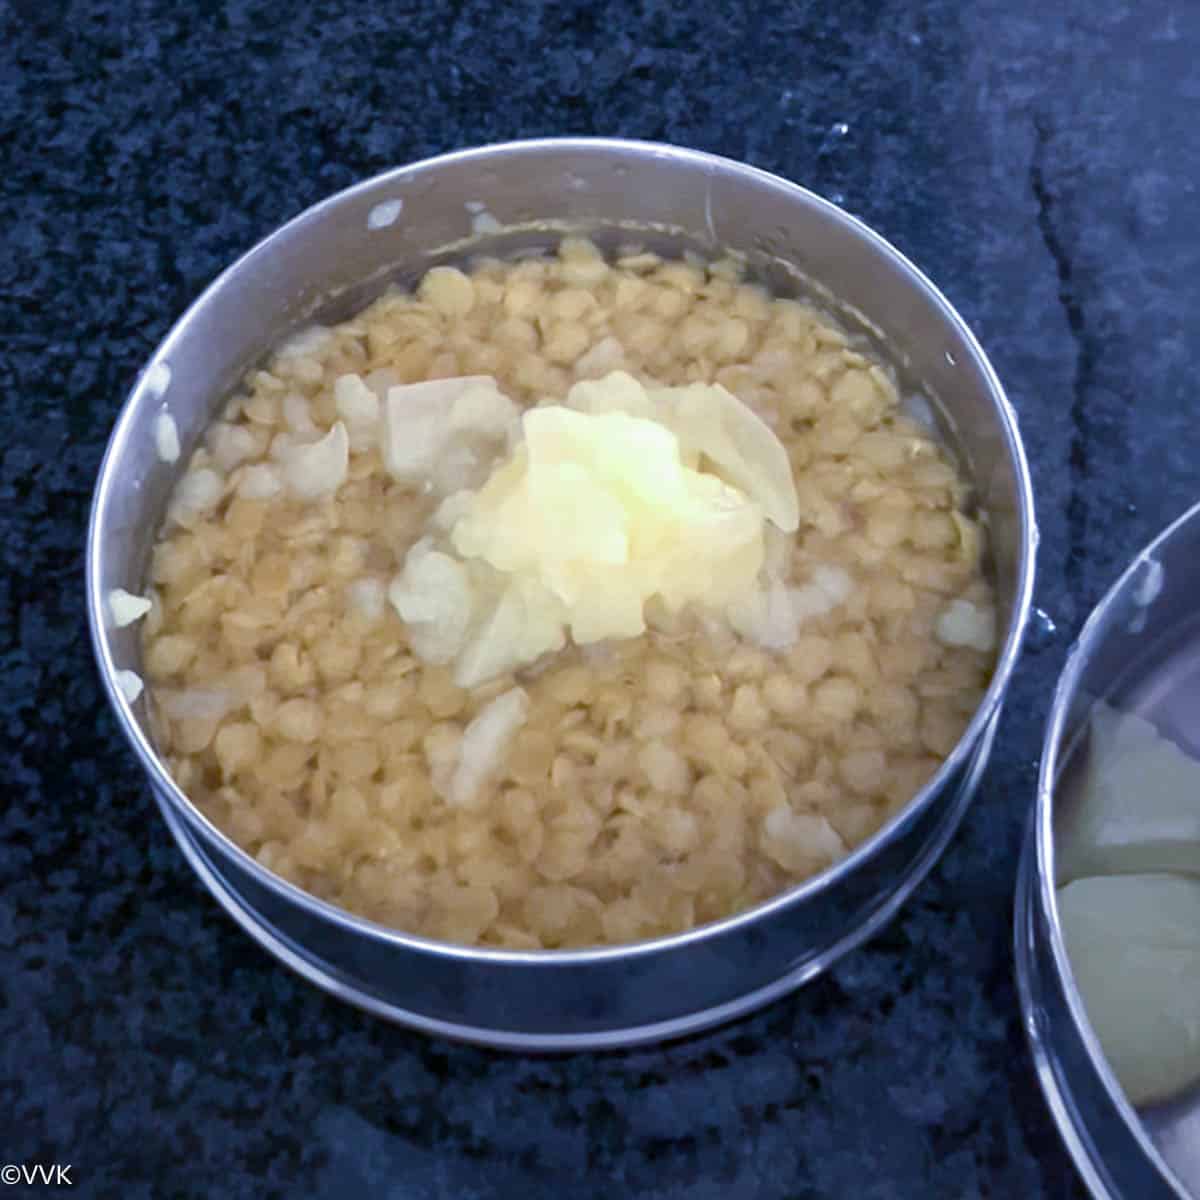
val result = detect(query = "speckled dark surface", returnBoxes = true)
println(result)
[4,1,1199,1196]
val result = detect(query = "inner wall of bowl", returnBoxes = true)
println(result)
[96,143,1026,752]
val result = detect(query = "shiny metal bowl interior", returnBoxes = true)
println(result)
[88,138,1036,1048]
[1016,500,1200,1198]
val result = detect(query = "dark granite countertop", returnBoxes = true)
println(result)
[4,1,1199,1196]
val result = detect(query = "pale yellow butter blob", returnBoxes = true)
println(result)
[452,403,766,644]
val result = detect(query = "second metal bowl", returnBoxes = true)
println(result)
[1017,499,1200,1198]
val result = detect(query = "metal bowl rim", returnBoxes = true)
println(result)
[161,715,996,1050]
[1013,830,1123,1200]
[1032,498,1200,1195]
[86,135,1037,966]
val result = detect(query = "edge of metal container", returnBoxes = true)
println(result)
[87,137,1037,1046]
[1016,500,1200,1199]
[156,711,997,1049]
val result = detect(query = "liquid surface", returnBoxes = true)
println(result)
[139,240,995,948]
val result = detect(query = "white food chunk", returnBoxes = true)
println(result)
[279,422,349,500]
[282,392,317,434]
[1058,873,1200,1106]
[793,564,853,617]
[1133,559,1165,608]
[1057,702,1200,884]
[154,411,181,464]
[574,336,625,379]
[448,687,530,809]
[144,361,172,397]
[388,540,474,664]
[565,369,657,420]
[431,490,476,533]
[381,376,498,482]
[115,669,144,703]
[108,588,153,628]
[367,198,403,230]
[431,442,485,496]
[346,577,386,623]
[171,467,224,518]
[664,380,800,533]
[334,373,382,451]
[762,523,793,581]
[158,687,234,722]
[447,380,519,441]
[209,422,260,472]
[453,578,567,689]
[728,564,853,650]
[762,806,847,873]
[727,579,801,651]
[934,597,996,653]
[276,325,332,359]
[238,463,283,500]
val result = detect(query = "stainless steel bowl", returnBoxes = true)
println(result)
[87,137,1036,1049]
[1016,500,1200,1197]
